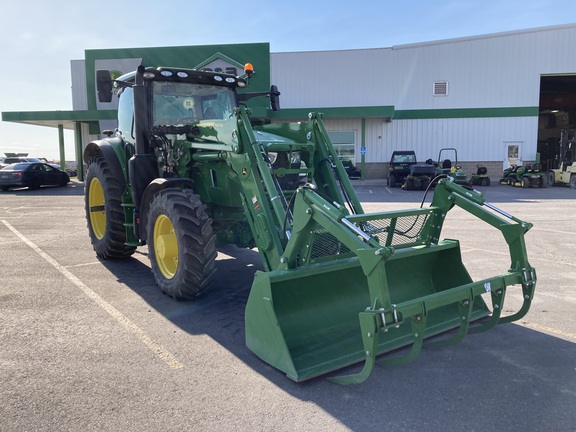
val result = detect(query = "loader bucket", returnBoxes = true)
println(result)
[246,181,535,384]
[245,239,490,382]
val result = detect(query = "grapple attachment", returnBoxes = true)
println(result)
[245,180,536,384]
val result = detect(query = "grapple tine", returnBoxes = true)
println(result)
[327,312,379,385]
[469,286,506,334]
[377,311,427,367]
[426,294,474,349]
[497,273,536,324]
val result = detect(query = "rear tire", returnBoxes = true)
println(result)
[570,175,576,189]
[85,156,136,259]
[422,177,430,190]
[548,171,556,186]
[147,188,217,299]
[405,178,414,190]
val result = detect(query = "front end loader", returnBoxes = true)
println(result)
[85,64,536,384]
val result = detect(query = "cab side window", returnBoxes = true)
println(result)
[117,87,135,143]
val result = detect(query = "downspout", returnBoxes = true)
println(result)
[361,117,366,181]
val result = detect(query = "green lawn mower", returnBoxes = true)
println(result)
[469,164,490,186]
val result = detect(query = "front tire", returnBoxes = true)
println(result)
[147,188,217,299]
[570,175,576,189]
[522,177,530,188]
[59,174,70,187]
[548,171,556,186]
[85,156,136,259]
[29,177,41,190]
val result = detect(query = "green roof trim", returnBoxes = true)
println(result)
[267,106,538,121]
[269,106,395,120]
[393,106,539,119]
[2,110,116,134]
[2,110,116,123]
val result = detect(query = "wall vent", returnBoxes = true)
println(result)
[433,81,448,96]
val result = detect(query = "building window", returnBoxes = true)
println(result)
[433,81,448,96]
[328,131,356,162]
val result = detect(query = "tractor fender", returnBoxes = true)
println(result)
[139,178,196,239]
[84,138,128,187]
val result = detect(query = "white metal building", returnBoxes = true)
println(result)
[270,24,576,178]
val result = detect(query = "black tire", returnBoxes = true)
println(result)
[486,177,491,186]
[59,174,70,187]
[85,156,136,259]
[548,171,556,186]
[29,177,41,190]
[405,178,414,190]
[570,175,576,189]
[147,188,217,299]
[388,173,397,188]
[522,177,530,188]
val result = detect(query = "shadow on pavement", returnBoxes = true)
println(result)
[97,243,576,432]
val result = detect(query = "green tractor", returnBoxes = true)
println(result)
[436,147,468,185]
[85,64,536,384]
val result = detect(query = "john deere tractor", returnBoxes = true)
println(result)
[84,63,536,384]
[436,148,468,185]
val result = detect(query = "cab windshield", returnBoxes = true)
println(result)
[152,82,236,126]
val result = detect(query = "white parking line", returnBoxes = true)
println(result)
[1,219,184,370]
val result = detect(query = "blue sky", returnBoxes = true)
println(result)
[1,0,575,160]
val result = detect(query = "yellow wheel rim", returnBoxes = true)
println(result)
[88,177,106,240]
[153,214,178,279]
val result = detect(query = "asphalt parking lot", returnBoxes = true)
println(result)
[1,180,575,432]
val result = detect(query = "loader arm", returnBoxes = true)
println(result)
[229,109,365,272]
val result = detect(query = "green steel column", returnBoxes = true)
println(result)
[58,124,65,170]
[75,122,84,181]
[361,118,366,181]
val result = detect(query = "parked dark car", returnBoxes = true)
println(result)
[0,162,70,191]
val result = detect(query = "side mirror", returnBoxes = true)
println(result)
[96,70,113,103]
[270,85,281,112]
